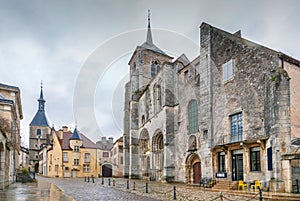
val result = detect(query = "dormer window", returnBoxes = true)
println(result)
[74,145,79,152]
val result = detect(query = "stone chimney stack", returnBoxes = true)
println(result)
[62,126,68,132]
[108,137,113,143]
[58,129,63,140]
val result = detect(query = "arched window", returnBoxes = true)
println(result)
[151,60,160,78]
[188,100,198,133]
[141,115,145,125]
[36,129,41,137]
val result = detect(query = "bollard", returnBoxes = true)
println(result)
[133,182,136,190]
[113,180,115,187]
[146,182,148,193]
[88,176,90,183]
[108,178,111,186]
[84,176,86,182]
[127,180,129,190]
[101,177,104,185]
[296,179,299,193]
[258,187,262,201]
[173,186,176,200]
[92,175,94,183]
[220,192,223,201]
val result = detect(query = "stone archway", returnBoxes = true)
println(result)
[102,164,112,177]
[186,153,201,184]
[34,163,39,173]
[152,131,164,181]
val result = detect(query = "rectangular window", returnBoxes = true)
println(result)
[74,159,79,166]
[120,156,123,165]
[55,165,58,172]
[50,154,52,164]
[103,152,109,157]
[74,146,79,152]
[63,152,68,162]
[267,147,273,170]
[250,147,261,171]
[83,165,90,172]
[49,165,51,172]
[230,113,243,142]
[65,167,69,171]
[84,153,90,163]
[218,152,226,172]
[222,59,234,81]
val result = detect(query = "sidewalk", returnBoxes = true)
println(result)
[0,179,73,201]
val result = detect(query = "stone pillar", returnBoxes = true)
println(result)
[129,101,139,179]
[282,159,292,193]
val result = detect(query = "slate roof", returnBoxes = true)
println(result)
[30,87,49,127]
[30,111,50,127]
[69,128,81,140]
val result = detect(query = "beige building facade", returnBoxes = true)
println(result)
[41,126,100,178]
[0,83,23,188]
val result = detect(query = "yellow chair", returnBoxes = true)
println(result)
[250,180,261,191]
[238,180,248,190]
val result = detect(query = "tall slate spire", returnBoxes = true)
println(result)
[30,82,49,127]
[38,81,45,111]
[146,9,153,45]
[140,9,168,56]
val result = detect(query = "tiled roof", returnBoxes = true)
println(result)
[61,130,98,150]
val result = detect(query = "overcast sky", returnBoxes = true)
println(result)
[1,0,299,146]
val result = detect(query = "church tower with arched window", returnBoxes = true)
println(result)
[29,83,51,173]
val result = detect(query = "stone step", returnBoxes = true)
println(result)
[212,180,237,190]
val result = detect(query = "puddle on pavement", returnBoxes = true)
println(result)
[0,180,72,201]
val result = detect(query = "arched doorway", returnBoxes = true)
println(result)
[152,131,164,181]
[102,164,112,177]
[186,153,201,184]
[34,163,39,173]
[139,128,150,179]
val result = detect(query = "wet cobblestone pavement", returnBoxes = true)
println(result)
[37,176,261,201]
[0,179,72,201]
[4,176,300,201]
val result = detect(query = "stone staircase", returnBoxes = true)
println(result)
[212,180,237,190]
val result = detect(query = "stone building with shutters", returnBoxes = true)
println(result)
[0,83,23,188]
[123,17,300,192]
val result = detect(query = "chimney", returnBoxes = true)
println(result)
[108,137,113,143]
[58,129,63,140]
[62,126,68,132]
[101,136,106,142]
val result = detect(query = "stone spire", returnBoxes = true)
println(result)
[146,9,153,45]
[140,9,168,56]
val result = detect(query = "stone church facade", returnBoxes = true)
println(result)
[124,18,300,193]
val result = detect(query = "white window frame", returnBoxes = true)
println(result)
[83,164,90,172]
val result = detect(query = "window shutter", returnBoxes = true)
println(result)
[267,147,273,170]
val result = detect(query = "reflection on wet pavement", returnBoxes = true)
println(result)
[0,180,72,201]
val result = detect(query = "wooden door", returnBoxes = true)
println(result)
[193,162,201,184]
